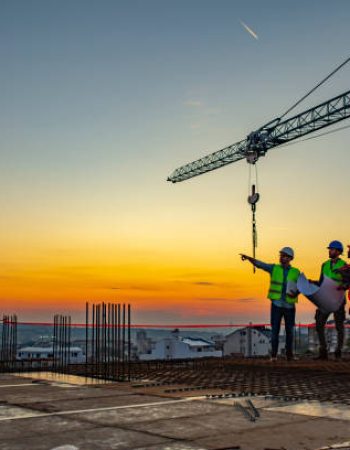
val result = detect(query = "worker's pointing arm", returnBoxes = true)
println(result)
[240,254,273,274]
[240,254,256,264]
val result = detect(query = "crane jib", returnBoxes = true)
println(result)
[167,90,350,183]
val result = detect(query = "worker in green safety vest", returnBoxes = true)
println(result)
[240,247,300,361]
[313,240,347,360]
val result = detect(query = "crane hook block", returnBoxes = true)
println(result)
[248,184,260,205]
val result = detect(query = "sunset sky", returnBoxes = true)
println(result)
[1,0,350,325]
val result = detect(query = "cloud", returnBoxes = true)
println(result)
[107,284,164,292]
[193,297,238,302]
[240,20,259,40]
[184,100,203,107]
[192,297,258,304]
[235,297,257,303]
[193,281,216,286]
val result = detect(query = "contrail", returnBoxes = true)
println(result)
[240,20,258,40]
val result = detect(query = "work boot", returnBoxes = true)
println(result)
[334,349,342,360]
[314,349,328,361]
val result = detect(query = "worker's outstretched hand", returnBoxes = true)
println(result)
[240,253,249,261]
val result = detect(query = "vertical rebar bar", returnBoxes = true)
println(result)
[117,303,120,380]
[107,303,111,377]
[92,304,95,369]
[128,304,131,381]
[103,302,107,379]
[96,304,100,377]
[122,304,126,380]
[68,316,71,367]
[85,302,89,366]
[53,315,56,369]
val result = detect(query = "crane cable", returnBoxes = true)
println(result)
[278,55,350,121]
[279,123,350,150]
[244,56,350,272]
[248,164,260,272]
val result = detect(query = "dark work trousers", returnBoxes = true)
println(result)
[270,303,296,357]
[315,303,345,354]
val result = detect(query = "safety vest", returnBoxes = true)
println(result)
[268,265,300,304]
[322,259,347,285]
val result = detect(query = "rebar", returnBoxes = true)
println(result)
[0,314,17,370]
[84,302,131,381]
[53,314,72,373]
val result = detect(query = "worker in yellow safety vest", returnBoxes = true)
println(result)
[240,247,300,361]
[314,240,347,360]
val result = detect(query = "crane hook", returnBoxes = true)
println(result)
[248,184,260,206]
[248,184,260,273]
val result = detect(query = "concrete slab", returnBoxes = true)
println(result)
[0,405,42,420]
[0,416,88,440]
[0,426,171,450]
[194,416,350,450]
[134,444,207,450]
[1,373,350,450]
[267,400,350,421]
[0,375,36,386]
[70,398,228,426]
[0,385,136,406]
[125,408,304,440]
[27,393,175,413]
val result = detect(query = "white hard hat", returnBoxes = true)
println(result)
[280,247,294,258]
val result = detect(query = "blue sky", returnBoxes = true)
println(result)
[1,0,350,323]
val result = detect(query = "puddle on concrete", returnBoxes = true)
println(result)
[15,372,113,386]
[267,400,350,421]
[316,441,350,450]
[208,395,350,422]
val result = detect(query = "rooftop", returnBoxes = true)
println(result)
[1,358,350,449]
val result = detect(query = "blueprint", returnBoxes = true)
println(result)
[297,273,345,313]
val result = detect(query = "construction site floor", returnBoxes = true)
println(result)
[1,359,350,450]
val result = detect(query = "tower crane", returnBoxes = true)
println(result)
[167,88,350,266]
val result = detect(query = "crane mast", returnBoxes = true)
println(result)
[167,90,350,183]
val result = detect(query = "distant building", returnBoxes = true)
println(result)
[136,330,154,355]
[17,346,85,363]
[211,333,226,351]
[139,329,222,360]
[223,326,271,357]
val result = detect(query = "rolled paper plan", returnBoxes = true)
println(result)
[286,280,298,296]
[297,273,345,313]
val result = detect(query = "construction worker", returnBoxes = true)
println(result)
[314,241,347,360]
[240,247,300,361]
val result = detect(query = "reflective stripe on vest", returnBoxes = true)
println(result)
[268,265,300,304]
[322,259,346,285]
